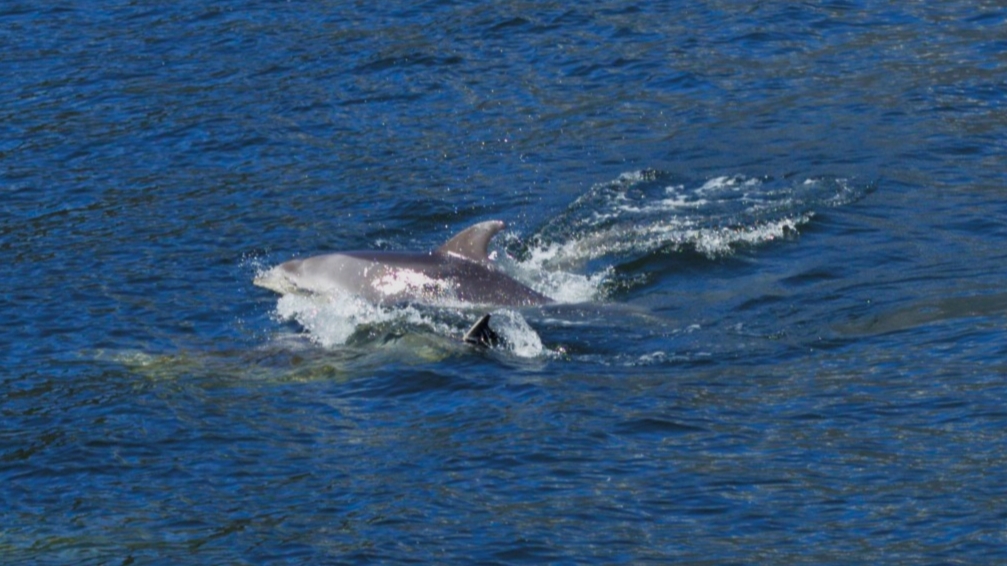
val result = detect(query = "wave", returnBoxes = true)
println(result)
[511,169,870,269]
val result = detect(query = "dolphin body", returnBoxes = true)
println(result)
[255,221,552,343]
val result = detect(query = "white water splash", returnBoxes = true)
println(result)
[270,289,548,358]
[496,242,607,304]
[274,292,395,348]
[490,309,547,358]
[520,170,865,269]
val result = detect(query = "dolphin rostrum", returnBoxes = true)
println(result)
[254,220,553,311]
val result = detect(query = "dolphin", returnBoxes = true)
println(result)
[255,221,553,343]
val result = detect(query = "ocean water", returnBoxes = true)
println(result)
[3,1,1007,563]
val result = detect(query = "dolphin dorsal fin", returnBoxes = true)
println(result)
[463,314,500,347]
[437,220,505,263]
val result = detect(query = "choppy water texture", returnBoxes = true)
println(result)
[3,1,1007,563]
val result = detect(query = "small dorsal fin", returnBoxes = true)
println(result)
[463,314,501,347]
[436,220,505,263]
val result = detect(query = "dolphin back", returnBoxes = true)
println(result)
[255,220,554,307]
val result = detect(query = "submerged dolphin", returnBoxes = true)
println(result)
[254,220,553,309]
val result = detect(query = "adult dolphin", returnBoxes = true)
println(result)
[254,220,553,345]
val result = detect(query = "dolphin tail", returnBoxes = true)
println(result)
[463,314,501,348]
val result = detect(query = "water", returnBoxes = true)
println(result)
[3,1,1006,563]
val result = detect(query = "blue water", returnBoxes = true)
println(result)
[3,1,1007,563]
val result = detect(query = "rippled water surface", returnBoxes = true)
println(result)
[3,1,1007,563]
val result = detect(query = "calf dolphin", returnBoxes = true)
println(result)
[254,220,553,309]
